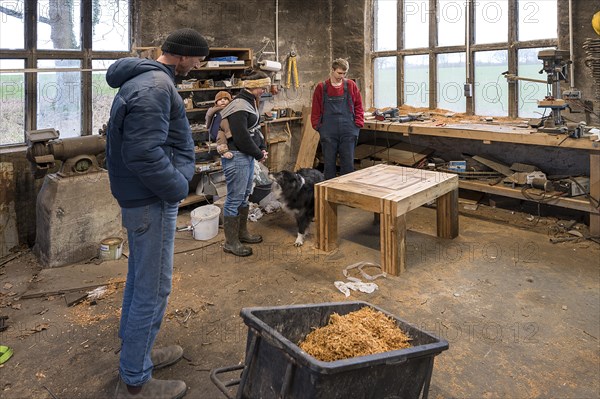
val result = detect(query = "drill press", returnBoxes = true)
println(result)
[535,49,582,136]
[26,129,122,267]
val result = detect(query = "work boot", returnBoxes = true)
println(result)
[114,377,186,399]
[223,216,252,256]
[238,206,262,243]
[151,345,184,370]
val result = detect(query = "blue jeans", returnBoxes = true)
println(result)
[119,201,179,386]
[222,151,254,217]
[320,134,358,180]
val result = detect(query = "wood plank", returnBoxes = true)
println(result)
[590,153,600,236]
[436,189,459,239]
[372,142,434,166]
[459,180,599,214]
[354,144,388,160]
[294,106,320,171]
[471,155,514,177]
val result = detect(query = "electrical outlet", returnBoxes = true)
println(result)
[464,83,473,98]
[563,89,582,100]
[274,72,282,81]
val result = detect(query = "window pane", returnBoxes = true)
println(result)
[437,53,466,113]
[37,60,81,138]
[37,0,81,50]
[474,50,508,116]
[93,0,130,51]
[518,0,557,41]
[0,0,24,49]
[92,60,118,134]
[0,59,25,145]
[437,0,465,47]
[404,1,428,49]
[475,0,508,44]
[374,57,397,108]
[517,47,554,118]
[404,55,429,107]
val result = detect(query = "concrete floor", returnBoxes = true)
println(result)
[0,204,599,398]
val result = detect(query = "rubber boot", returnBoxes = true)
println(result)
[223,216,252,256]
[238,206,263,243]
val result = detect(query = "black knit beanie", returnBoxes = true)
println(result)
[161,28,209,57]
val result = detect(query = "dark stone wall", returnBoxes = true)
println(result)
[134,0,368,112]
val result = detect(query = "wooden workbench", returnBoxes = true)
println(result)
[362,121,600,236]
[315,164,459,276]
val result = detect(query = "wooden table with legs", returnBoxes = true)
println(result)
[315,164,459,275]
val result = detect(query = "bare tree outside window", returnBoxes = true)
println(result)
[0,0,130,146]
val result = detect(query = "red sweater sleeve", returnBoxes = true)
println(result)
[348,79,364,128]
[311,82,324,130]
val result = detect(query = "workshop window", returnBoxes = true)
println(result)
[404,1,429,49]
[474,50,508,116]
[518,0,557,41]
[373,57,397,108]
[518,47,555,118]
[0,0,131,147]
[474,0,508,44]
[404,54,429,108]
[0,59,25,146]
[437,53,466,113]
[371,0,559,117]
[437,0,465,47]
[92,59,118,135]
[374,0,397,51]
[37,59,82,138]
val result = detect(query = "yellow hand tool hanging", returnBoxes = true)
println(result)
[286,51,299,89]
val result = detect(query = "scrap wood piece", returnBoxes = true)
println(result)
[294,106,320,171]
[17,323,50,338]
[354,144,388,160]
[372,141,434,166]
[472,155,514,177]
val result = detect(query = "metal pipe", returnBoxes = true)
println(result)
[568,0,575,88]
[465,0,471,80]
[275,0,279,61]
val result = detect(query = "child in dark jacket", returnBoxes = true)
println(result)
[205,91,233,159]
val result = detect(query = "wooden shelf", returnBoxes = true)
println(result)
[262,116,303,125]
[459,179,597,214]
[178,86,244,93]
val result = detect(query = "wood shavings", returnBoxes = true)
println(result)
[298,307,412,362]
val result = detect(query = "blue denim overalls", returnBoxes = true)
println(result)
[318,79,359,180]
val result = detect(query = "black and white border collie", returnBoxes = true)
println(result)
[269,168,324,246]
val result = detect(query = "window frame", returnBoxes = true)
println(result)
[0,0,133,147]
[371,0,559,117]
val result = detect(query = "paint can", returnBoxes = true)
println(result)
[99,237,123,260]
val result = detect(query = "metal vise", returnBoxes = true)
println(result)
[26,128,106,178]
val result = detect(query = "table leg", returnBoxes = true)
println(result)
[381,212,406,276]
[315,184,338,251]
[436,189,459,239]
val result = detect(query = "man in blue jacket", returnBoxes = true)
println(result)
[105,28,208,399]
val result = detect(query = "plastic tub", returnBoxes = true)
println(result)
[211,301,449,399]
[190,205,220,240]
[249,184,271,204]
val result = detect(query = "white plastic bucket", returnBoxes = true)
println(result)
[190,205,221,240]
